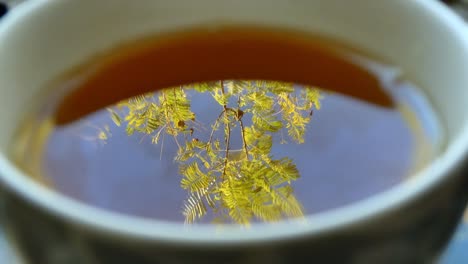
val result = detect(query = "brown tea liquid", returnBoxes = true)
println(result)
[54,26,393,125]
[11,26,443,224]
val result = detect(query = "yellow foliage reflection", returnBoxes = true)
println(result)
[106,80,322,225]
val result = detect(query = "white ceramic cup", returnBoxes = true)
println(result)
[0,0,468,263]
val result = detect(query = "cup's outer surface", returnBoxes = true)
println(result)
[2,164,468,263]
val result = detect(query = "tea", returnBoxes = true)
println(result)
[10,27,443,225]
[53,26,393,125]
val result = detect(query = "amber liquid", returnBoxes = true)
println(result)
[54,26,393,125]
[11,26,442,223]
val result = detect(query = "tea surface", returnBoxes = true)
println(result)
[13,82,442,224]
[10,27,443,224]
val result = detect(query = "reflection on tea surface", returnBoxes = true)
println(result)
[14,76,442,225]
[87,81,317,224]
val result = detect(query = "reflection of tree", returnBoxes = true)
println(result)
[106,81,321,225]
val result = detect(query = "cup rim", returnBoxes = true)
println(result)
[0,0,467,246]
